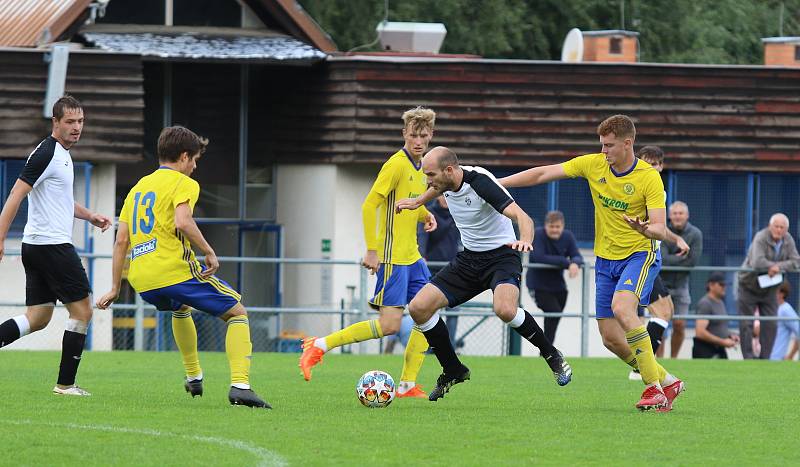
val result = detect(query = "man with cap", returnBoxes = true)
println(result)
[692,272,740,358]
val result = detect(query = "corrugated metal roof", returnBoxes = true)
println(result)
[81,31,327,63]
[0,0,90,47]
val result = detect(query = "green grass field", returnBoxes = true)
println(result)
[0,351,796,466]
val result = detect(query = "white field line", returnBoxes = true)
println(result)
[2,419,288,467]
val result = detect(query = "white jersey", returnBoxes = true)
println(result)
[20,136,75,245]
[443,166,517,252]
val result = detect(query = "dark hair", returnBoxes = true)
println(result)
[157,126,208,162]
[597,114,636,140]
[52,95,83,121]
[638,145,664,164]
[544,210,565,224]
[779,281,791,297]
[434,146,459,169]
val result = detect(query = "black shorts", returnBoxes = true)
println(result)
[431,246,521,308]
[21,243,91,306]
[639,275,671,316]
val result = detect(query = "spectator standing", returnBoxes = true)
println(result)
[769,281,799,360]
[418,196,463,347]
[737,213,800,359]
[692,272,739,358]
[660,201,703,358]
[527,210,583,344]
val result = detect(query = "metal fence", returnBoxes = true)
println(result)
[1,251,798,357]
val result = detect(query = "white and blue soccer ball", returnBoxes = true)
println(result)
[356,370,396,408]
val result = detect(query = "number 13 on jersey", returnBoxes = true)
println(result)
[132,191,156,234]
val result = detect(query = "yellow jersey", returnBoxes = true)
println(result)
[363,149,430,265]
[119,167,202,292]
[562,153,665,260]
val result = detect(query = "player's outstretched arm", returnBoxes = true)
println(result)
[74,202,112,232]
[175,202,218,278]
[395,187,439,213]
[624,208,669,242]
[0,179,32,262]
[96,222,131,309]
[502,202,534,252]
[664,227,690,256]
[498,164,568,188]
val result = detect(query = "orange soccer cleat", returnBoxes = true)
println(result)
[635,384,668,412]
[396,385,427,399]
[299,337,325,381]
[657,379,685,412]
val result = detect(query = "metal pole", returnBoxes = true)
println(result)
[580,263,591,357]
[134,294,144,351]
[358,265,369,354]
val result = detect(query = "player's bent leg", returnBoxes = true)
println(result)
[54,298,92,395]
[221,303,270,409]
[646,295,672,354]
[1,304,54,349]
[172,306,203,397]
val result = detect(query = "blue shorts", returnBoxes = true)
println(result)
[595,251,661,319]
[370,259,430,310]
[140,276,241,317]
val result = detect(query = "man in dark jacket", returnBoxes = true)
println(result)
[737,213,800,359]
[527,211,583,344]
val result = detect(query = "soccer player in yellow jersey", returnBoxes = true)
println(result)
[300,106,438,398]
[499,115,685,412]
[96,126,270,408]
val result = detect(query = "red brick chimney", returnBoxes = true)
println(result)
[582,30,639,63]
[762,37,800,67]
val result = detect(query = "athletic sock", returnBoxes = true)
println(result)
[508,308,557,356]
[226,316,252,390]
[647,318,669,354]
[323,319,383,351]
[0,315,30,348]
[418,313,466,375]
[625,325,663,386]
[400,327,428,383]
[172,309,202,379]
[57,319,88,386]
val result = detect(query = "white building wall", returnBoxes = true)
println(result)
[0,162,116,351]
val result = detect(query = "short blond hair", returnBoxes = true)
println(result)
[597,114,636,140]
[401,106,436,133]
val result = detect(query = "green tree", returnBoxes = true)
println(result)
[299,0,800,64]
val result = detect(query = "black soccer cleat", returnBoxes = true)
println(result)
[428,367,471,401]
[544,350,572,386]
[228,387,272,409]
[184,378,203,398]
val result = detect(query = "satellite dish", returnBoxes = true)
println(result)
[561,28,584,63]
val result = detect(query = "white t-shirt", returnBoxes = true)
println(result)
[20,136,75,245]
[443,166,517,252]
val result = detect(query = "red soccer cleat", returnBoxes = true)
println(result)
[299,337,325,381]
[635,384,668,411]
[657,379,685,412]
[396,385,427,399]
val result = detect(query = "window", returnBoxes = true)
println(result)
[98,0,165,25]
[609,37,623,55]
[173,0,241,27]
[795,45,800,61]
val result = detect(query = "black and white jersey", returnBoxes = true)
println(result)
[19,136,75,245]
[443,166,517,251]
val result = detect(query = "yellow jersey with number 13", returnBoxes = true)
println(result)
[119,167,202,292]
[562,153,665,260]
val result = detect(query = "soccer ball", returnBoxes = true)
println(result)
[356,370,396,408]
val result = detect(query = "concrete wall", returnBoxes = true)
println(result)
[0,162,116,350]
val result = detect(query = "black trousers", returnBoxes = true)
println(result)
[692,337,728,359]
[531,289,568,344]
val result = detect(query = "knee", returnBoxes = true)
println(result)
[379,317,400,335]
[494,305,516,323]
[28,317,49,332]
[673,320,686,332]
[408,300,431,324]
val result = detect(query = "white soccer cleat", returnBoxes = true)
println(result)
[52,385,91,396]
[628,370,643,381]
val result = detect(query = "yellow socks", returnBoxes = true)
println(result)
[226,315,252,387]
[172,309,201,378]
[625,325,667,385]
[400,327,428,383]
[324,319,383,350]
